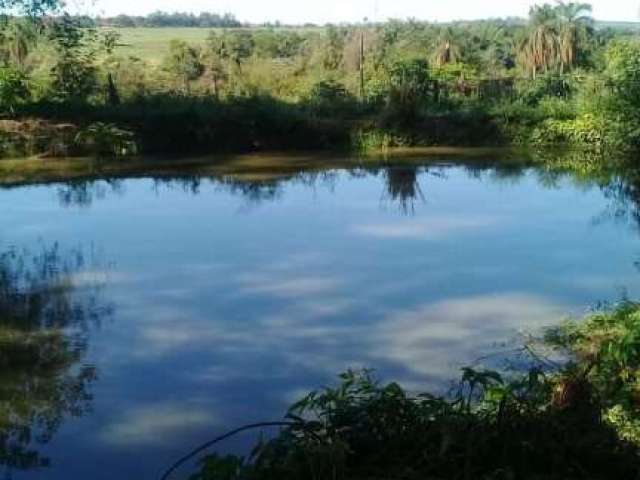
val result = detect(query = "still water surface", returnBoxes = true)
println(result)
[2,154,640,479]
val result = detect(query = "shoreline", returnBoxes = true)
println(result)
[0,146,537,187]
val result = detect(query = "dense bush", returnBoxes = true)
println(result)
[48,15,99,102]
[182,303,640,480]
[0,67,29,112]
[303,80,359,116]
[516,74,575,106]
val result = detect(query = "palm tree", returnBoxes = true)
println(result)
[556,1,593,72]
[432,27,463,67]
[383,166,425,215]
[519,5,560,78]
[476,23,512,70]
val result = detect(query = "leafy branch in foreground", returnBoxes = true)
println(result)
[546,300,640,442]
[177,302,640,480]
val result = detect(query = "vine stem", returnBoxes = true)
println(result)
[160,421,298,480]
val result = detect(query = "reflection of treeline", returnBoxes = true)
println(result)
[34,166,428,211]
[0,244,111,473]
[13,151,640,220]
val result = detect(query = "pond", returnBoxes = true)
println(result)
[1,151,640,479]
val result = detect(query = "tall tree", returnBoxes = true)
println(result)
[432,27,463,67]
[323,26,345,71]
[556,1,593,72]
[164,40,205,93]
[48,14,99,101]
[519,4,560,78]
[0,19,36,69]
[204,31,229,97]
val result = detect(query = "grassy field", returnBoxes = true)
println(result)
[113,28,212,64]
[112,26,323,64]
[111,21,640,66]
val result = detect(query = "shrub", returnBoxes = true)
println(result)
[532,114,607,146]
[538,96,576,119]
[516,74,575,106]
[604,39,640,109]
[189,366,640,480]
[74,122,137,157]
[48,15,99,102]
[352,128,411,153]
[533,114,640,149]
[0,68,29,113]
[303,80,359,116]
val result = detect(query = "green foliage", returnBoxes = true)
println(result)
[517,73,574,105]
[100,30,122,56]
[537,95,576,118]
[432,27,464,67]
[254,30,305,59]
[544,302,640,444]
[0,0,58,16]
[604,39,640,106]
[550,39,640,149]
[547,302,640,406]
[163,39,204,92]
[188,301,640,480]
[532,114,607,146]
[518,2,593,77]
[74,122,137,157]
[48,15,98,101]
[191,454,246,480]
[100,11,241,29]
[193,363,640,480]
[380,59,431,125]
[352,129,411,153]
[303,79,358,116]
[0,19,38,70]
[322,26,345,71]
[1,8,640,155]
[0,66,28,112]
[207,30,255,69]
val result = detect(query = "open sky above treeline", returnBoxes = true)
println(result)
[72,0,639,24]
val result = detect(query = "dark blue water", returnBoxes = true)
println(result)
[2,157,639,479]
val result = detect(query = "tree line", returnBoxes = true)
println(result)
[94,11,242,29]
[0,0,640,154]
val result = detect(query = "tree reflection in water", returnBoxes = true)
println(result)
[381,166,426,215]
[40,156,640,229]
[57,179,124,208]
[600,173,640,230]
[0,243,111,475]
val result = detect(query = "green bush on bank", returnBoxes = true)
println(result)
[0,68,30,113]
[188,302,640,480]
[546,301,640,442]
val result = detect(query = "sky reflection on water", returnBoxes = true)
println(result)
[2,159,640,479]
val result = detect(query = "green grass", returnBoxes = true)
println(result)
[111,28,212,64]
[110,21,640,66]
[111,26,323,65]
